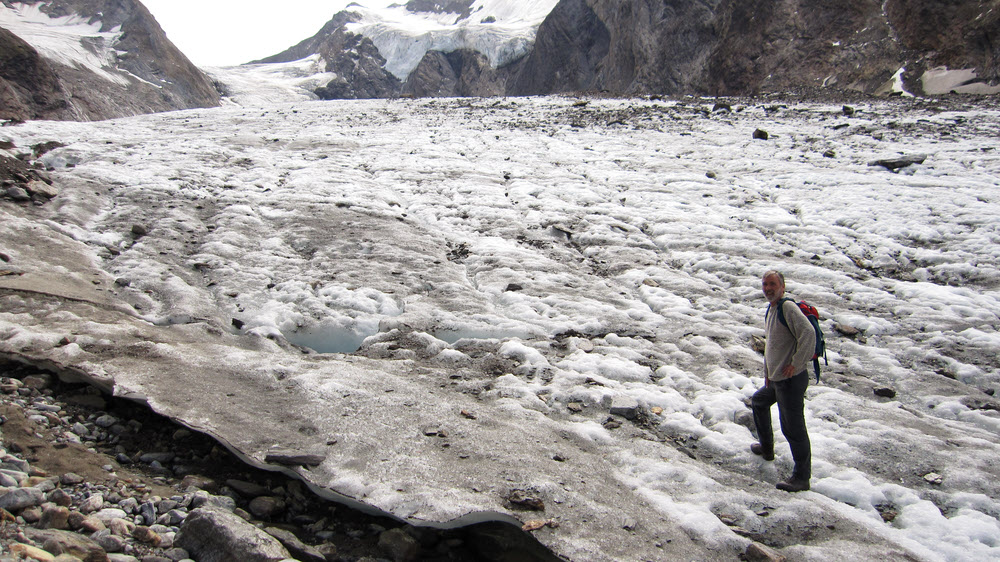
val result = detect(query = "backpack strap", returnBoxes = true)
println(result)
[766,297,793,329]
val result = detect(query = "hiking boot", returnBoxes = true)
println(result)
[750,443,774,461]
[776,478,810,492]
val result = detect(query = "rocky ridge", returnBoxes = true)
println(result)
[257,0,1000,99]
[0,0,219,122]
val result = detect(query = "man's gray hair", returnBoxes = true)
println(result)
[763,270,785,284]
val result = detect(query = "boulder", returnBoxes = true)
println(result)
[25,528,108,562]
[0,487,45,511]
[378,527,421,562]
[174,507,291,562]
[868,154,927,171]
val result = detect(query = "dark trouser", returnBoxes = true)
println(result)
[751,371,811,480]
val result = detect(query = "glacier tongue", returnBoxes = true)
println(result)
[2,95,1000,561]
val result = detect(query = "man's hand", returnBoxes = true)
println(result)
[781,364,797,378]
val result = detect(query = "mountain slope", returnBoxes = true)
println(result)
[529,0,1000,97]
[255,0,560,99]
[250,0,1000,100]
[0,0,219,121]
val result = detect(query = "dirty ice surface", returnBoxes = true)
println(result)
[3,93,1000,561]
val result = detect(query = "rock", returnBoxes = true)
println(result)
[47,488,73,508]
[834,324,862,337]
[39,505,70,530]
[156,509,187,526]
[157,499,179,514]
[94,415,119,428]
[92,530,126,553]
[609,396,639,420]
[161,547,190,561]
[130,224,148,237]
[923,472,944,485]
[139,452,176,465]
[378,528,421,562]
[505,489,545,511]
[248,496,286,519]
[745,541,787,561]
[0,487,45,511]
[139,500,157,524]
[21,374,53,390]
[117,497,139,514]
[752,128,769,140]
[26,180,58,199]
[180,475,218,493]
[80,493,104,513]
[4,185,30,201]
[225,479,271,498]
[190,492,235,513]
[106,555,139,562]
[132,525,162,546]
[21,505,42,523]
[108,517,135,537]
[734,410,755,431]
[60,473,85,486]
[873,387,896,399]
[868,154,927,171]
[9,543,55,562]
[315,543,338,561]
[174,507,292,562]
[265,527,327,562]
[842,105,855,116]
[26,528,108,562]
[93,508,128,525]
[0,470,20,486]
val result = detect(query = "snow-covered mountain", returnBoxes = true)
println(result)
[254,0,560,99]
[3,93,1000,561]
[247,0,1000,100]
[0,0,218,121]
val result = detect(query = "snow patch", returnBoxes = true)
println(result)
[921,66,1000,95]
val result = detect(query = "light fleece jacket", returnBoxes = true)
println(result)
[764,298,817,382]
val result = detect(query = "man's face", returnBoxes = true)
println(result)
[762,274,785,304]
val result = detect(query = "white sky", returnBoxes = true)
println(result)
[141,1,364,66]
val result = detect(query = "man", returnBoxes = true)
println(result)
[751,270,815,492]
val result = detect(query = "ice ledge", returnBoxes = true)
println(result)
[0,217,708,561]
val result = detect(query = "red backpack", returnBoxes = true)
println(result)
[767,298,827,382]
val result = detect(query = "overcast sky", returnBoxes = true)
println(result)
[141,1,364,66]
